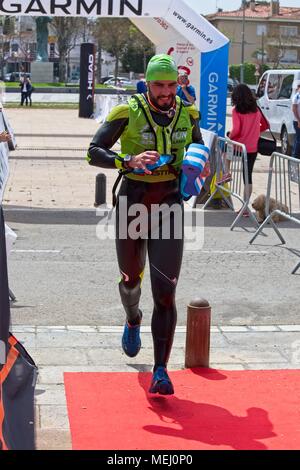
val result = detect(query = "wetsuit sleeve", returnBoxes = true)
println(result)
[87,104,129,169]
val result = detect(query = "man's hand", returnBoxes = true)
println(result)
[127,151,160,175]
[0,131,11,143]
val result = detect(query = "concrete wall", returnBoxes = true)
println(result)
[31,62,54,83]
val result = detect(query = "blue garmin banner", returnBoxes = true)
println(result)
[199,42,229,137]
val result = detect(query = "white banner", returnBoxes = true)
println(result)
[166,0,227,53]
[0,0,171,17]
[5,223,17,258]
[0,1,229,52]
[132,17,200,101]
[0,142,9,205]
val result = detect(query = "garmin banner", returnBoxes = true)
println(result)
[0,0,229,129]
[200,43,230,137]
[0,0,171,17]
[79,43,95,118]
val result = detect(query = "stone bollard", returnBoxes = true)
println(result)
[185,298,211,368]
[94,173,106,207]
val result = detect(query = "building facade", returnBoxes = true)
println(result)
[207,0,300,67]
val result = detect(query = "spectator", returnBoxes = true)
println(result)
[228,84,269,216]
[292,83,300,159]
[136,73,147,94]
[26,78,34,107]
[19,76,33,107]
[176,71,196,104]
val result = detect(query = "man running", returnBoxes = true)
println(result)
[87,54,203,395]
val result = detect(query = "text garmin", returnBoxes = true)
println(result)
[0,0,144,16]
[207,72,219,133]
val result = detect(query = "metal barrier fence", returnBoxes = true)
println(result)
[94,93,129,123]
[250,152,300,274]
[203,136,258,230]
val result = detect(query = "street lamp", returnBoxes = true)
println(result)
[240,0,246,84]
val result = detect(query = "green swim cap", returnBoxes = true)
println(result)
[146,54,178,82]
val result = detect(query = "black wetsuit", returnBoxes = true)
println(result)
[88,97,203,369]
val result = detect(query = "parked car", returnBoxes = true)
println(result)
[4,72,31,82]
[104,77,134,87]
[256,69,300,155]
[99,75,114,84]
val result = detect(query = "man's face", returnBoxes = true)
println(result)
[148,80,178,110]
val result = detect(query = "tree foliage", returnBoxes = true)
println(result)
[92,18,131,81]
[229,62,271,84]
[120,25,155,74]
[51,17,88,82]
[92,18,155,81]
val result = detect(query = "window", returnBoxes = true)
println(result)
[257,24,267,36]
[281,49,298,64]
[277,74,294,99]
[280,26,298,37]
[267,74,281,100]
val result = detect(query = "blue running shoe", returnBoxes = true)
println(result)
[122,317,141,358]
[149,366,174,395]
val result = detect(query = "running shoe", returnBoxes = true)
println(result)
[122,314,142,358]
[149,366,174,395]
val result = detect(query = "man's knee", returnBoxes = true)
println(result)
[153,287,176,311]
[119,278,141,308]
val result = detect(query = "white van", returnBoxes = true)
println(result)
[256,69,300,155]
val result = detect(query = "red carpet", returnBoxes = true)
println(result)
[64,369,300,450]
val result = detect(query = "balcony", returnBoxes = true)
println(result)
[267,36,300,47]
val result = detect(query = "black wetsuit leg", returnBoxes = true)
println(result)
[115,178,147,324]
[115,178,184,368]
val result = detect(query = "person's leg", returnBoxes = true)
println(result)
[115,187,147,325]
[20,93,25,106]
[115,178,147,357]
[28,93,32,106]
[244,152,257,201]
[148,192,184,393]
[292,121,300,159]
[149,235,183,369]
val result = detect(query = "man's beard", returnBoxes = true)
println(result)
[148,89,175,111]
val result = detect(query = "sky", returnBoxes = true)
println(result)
[184,0,300,16]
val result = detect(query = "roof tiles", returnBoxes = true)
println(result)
[207,4,300,20]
